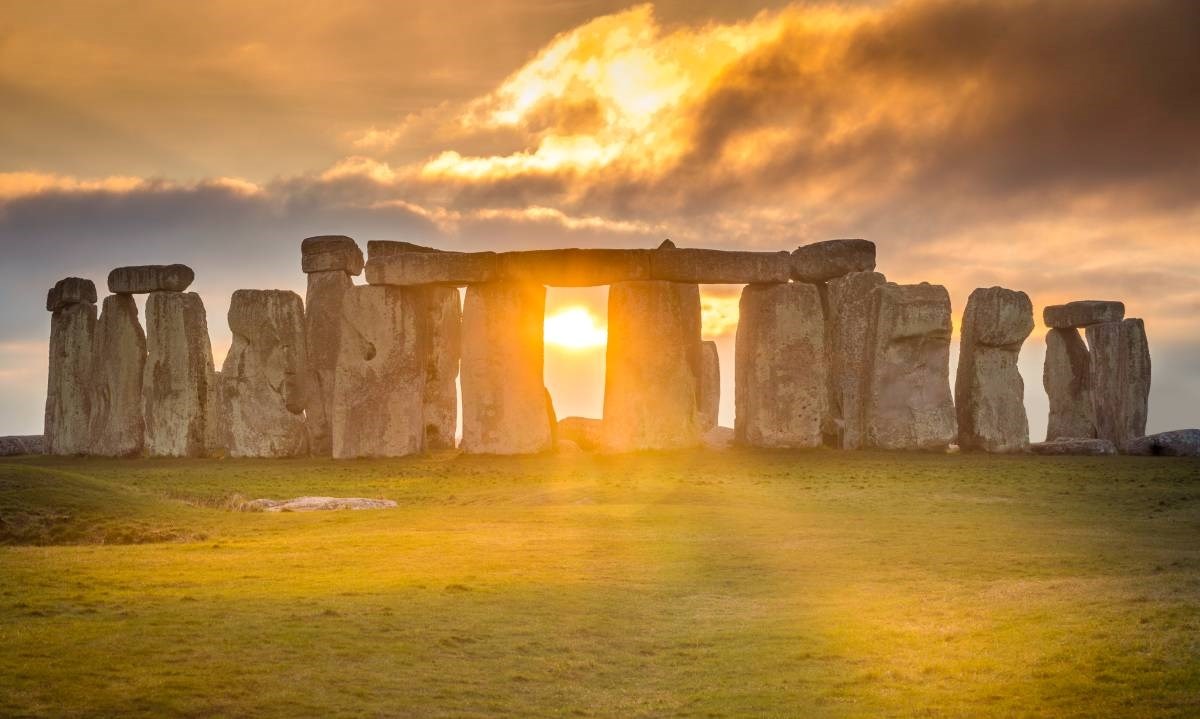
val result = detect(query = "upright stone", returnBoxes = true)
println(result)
[461,282,553,454]
[417,286,461,449]
[44,278,96,455]
[826,271,887,448]
[735,283,828,448]
[1043,328,1095,440]
[603,282,703,451]
[862,283,957,450]
[1087,318,1150,450]
[142,291,216,457]
[221,290,308,457]
[955,287,1034,453]
[89,295,145,456]
[302,235,362,456]
[698,340,720,431]
[332,286,426,458]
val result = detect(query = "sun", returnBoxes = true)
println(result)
[544,306,607,350]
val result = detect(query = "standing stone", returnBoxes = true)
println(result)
[89,295,146,457]
[826,271,887,448]
[332,286,426,458]
[44,279,96,455]
[221,290,308,458]
[304,270,354,456]
[1087,318,1150,450]
[863,283,957,450]
[603,282,703,451]
[142,291,216,457]
[955,287,1034,453]
[417,286,461,449]
[460,282,553,454]
[1043,328,1095,440]
[735,283,828,448]
[698,340,720,431]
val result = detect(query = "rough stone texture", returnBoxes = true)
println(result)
[44,301,96,455]
[1086,319,1151,450]
[46,277,97,311]
[698,340,720,431]
[792,240,876,283]
[862,283,957,450]
[247,497,398,512]
[332,286,426,458]
[142,291,216,457]
[649,248,791,284]
[220,290,308,458]
[501,249,653,286]
[735,283,828,448]
[417,286,462,449]
[1043,328,1095,440]
[557,416,603,451]
[304,270,354,456]
[1030,438,1117,456]
[107,264,194,294]
[826,271,887,448]
[1043,301,1124,329]
[1124,429,1200,457]
[366,251,498,286]
[88,295,146,457]
[460,282,554,454]
[955,287,1034,453]
[0,435,43,456]
[603,281,703,451]
[301,235,364,275]
[702,426,735,450]
[367,240,441,258]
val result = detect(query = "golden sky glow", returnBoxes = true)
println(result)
[544,306,608,351]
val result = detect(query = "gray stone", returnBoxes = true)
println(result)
[1043,301,1124,329]
[44,300,96,455]
[460,282,554,454]
[826,271,887,448]
[698,340,720,431]
[1124,429,1200,457]
[603,281,703,451]
[366,250,498,286]
[332,286,426,458]
[304,270,354,456]
[955,287,1034,453]
[735,283,828,448]
[417,286,461,449]
[649,248,791,284]
[367,240,441,257]
[501,249,653,286]
[863,283,957,450]
[88,295,146,457]
[557,416,603,451]
[107,264,194,294]
[247,496,398,512]
[1087,319,1150,450]
[45,277,97,311]
[0,435,43,456]
[142,291,217,457]
[1029,438,1117,456]
[1043,328,1095,441]
[301,235,364,275]
[792,240,876,283]
[221,290,308,458]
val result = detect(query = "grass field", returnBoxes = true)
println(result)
[1,450,1197,717]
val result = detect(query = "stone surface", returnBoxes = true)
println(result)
[1087,319,1150,450]
[1124,429,1200,457]
[557,416,603,451]
[1029,438,1117,456]
[500,249,653,286]
[460,282,554,454]
[142,291,217,457]
[417,285,462,449]
[45,277,97,311]
[698,340,720,430]
[735,283,828,448]
[88,294,146,456]
[44,301,96,455]
[862,283,957,450]
[826,271,887,448]
[603,281,703,451]
[792,240,876,283]
[107,264,194,294]
[649,248,791,284]
[332,286,426,458]
[702,425,735,450]
[955,287,1034,453]
[301,235,364,275]
[304,270,354,456]
[0,435,43,456]
[247,496,398,512]
[1043,328,1095,440]
[367,240,440,258]
[221,290,308,458]
[1043,301,1124,329]
[366,250,498,286]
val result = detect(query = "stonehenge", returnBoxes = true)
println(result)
[44,278,96,454]
[825,271,887,449]
[1043,328,1095,440]
[142,290,217,457]
[417,285,462,450]
[89,294,146,457]
[303,235,361,456]
[698,341,720,431]
[1087,318,1150,450]
[1124,429,1200,457]
[955,287,1034,453]
[107,264,194,294]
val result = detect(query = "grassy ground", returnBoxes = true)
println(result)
[0,450,1197,718]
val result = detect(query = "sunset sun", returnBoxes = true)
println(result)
[544,306,607,350]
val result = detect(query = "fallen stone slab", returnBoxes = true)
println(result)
[702,426,735,450]
[301,235,364,275]
[1043,300,1124,329]
[246,497,398,512]
[0,435,43,456]
[46,277,97,311]
[107,264,194,294]
[1030,438,1117,456]
[1123,429,1200,457]
[649,247,791,284]
[792,240,876,283]
[557,416,603,451]
[366,250,498,286]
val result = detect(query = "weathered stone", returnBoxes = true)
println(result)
[1043,328,1095,440]
[367,240,440,257]
[735,283,828,448]
[417,286,461,449]
[460,282,553,454]
[702,425,735,450]
[826,271,887,448]
[142,291,216,457]
[650,248,791,284]
[220,290,308,458]
[0,435,42,456]
[301,235,364,275]
[698,340,720,430]
[955,287,1034,453]
[45,277,97,311]
[557,416,603,451]
[88,295,146,457]
[1086,319,1150,450]
[1043,301,1124,329]
[501,249,653,286]
[863,283,957,450]
[366,251,497,286]
[1029,438,1117,456]
[556,439,582,453]
[107,264,194,294]
[44,301,96,455]
[1124,429,1200,457]
[603,281,704,451]
[332,286,426,458]
[792,240,876,283]
[247,496,398,512]
[304,270,354,456]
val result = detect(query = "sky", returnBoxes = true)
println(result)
[1,0,1198,436]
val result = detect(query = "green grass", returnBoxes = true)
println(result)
[0,451,1197,717]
